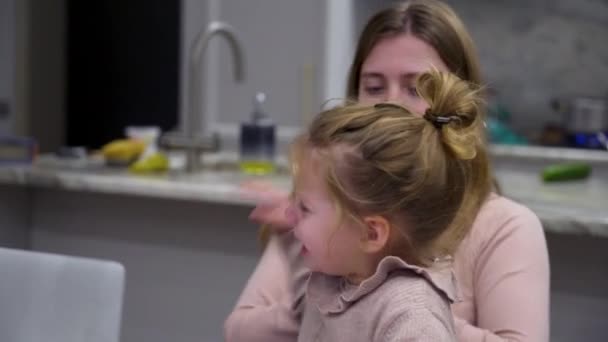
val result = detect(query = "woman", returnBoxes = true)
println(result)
[224,1,550,341]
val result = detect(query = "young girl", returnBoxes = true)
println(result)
[284,70,491,341]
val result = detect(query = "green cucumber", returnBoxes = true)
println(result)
[541,163,591,182]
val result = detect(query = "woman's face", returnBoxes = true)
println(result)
[358,33,449,114]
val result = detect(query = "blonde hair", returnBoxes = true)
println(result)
[292,70,491,266]
[346,0,482,99]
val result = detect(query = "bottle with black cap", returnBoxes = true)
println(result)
[239,92,276,175]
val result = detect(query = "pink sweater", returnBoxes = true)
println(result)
[299,256,457,341]
[224,194,550,342]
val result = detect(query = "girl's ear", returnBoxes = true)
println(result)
[360,215,391,254]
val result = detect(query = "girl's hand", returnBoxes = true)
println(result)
[240,181,293,232]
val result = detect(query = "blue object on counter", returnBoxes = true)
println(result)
[569,131,608,150]
[0,136,38,165]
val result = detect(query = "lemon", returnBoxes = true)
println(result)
[129,153,169,174]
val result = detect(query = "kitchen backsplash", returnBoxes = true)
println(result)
[447,0,608,138]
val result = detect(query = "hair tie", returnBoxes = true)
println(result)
[424,109,455,129]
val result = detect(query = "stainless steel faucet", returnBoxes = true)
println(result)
[161,21,245,172]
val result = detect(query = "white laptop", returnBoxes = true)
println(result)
[0,247,125,342]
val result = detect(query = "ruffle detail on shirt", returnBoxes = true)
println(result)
[306,255,457,314]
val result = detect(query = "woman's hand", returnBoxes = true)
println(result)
[241,181,293,232]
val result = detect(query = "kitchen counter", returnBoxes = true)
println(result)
[2,149,605,342]
[0,163,279,206]
[489,144,608,163]
[490,145,608,237]
[0,152,606,238]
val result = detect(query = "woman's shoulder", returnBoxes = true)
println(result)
[462,193,545,256]
[454,193,549,289]
[473,193,542,235]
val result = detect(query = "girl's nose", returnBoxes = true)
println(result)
[285,202,297,227]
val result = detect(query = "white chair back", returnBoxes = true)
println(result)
[0,247,125,342]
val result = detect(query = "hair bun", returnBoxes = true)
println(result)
[416,69,484,161]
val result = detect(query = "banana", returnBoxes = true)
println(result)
[101,139,146,162]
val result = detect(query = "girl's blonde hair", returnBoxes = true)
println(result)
[347,0,482,99]
[292,70,491,266]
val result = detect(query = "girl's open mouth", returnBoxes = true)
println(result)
[301,245,308,255]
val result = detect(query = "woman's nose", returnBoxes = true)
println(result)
[385,84,403,103]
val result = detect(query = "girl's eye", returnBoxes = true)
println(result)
[298,201,310,214]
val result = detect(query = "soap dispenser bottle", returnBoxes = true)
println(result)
[239,92,276,175]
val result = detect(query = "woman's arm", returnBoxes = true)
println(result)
[455,200,550,341]
[224,232,307,342]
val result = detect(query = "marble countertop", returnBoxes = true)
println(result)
[489,145,608,163]
[0,153,606,238]
[493,168,607,237]
[0,160,291,206]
